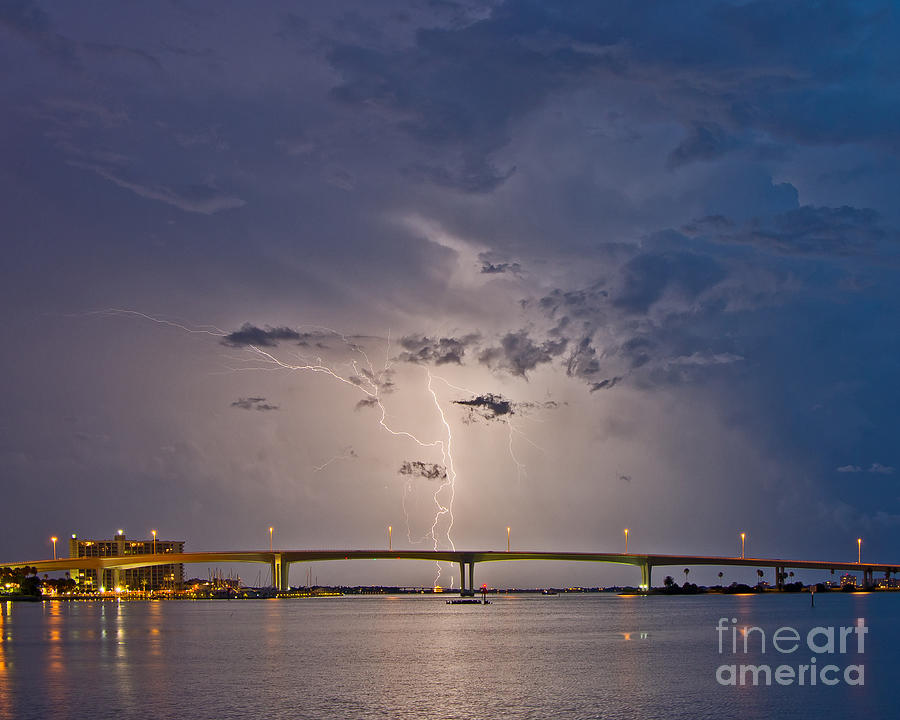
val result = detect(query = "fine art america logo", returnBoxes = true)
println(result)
[715,617,867,686]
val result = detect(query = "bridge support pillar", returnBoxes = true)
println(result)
[640,562,652,590]
[863,569,874,590]
[776,566,785,591]
[273,554,289,592]
[459,559,476,596]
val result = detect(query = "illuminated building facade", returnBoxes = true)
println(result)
[68,530,185,591]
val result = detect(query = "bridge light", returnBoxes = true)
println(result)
[50,536,57,560]
[858,538,862,564]
[624,529,629,554]
[507,527,511,553]
[740,532,746,559]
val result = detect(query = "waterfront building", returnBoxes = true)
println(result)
[68,530,185,592]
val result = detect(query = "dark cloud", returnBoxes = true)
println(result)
[324,0,900,199]
[404,160,517,194]
[478,251,522,275]
[686,206,893,257]
[481,261,522,275]
[566,337,600,378]
[680,215,735,235]
[326,4,615,192]
[478,330,567,377]
[589,377,622,393]
[667,122,740,169]
[398,334,479,365]
[613,251,724,315]
[619,337,653,370]
[536,284,609,322]
[0,0,77,65]
[1,0,162,74]
[222,324,302,348]
[453,393,513,422]
[231,397,279,411]
[398,460,447,481]
[355,397,378,411]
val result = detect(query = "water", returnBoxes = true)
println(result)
[1,593,898,719]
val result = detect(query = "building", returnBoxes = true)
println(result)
[68,530,185,592]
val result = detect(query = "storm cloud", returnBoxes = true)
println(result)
[222,324,303,348]
[231,397,279,411]
[685,205,894,257]
[453,393,514,422]
[478,331,567,377]
[398,334,479,365]
[398,461,447,482]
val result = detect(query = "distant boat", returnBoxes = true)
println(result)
[447,598,490,605]
[541,589,558,595]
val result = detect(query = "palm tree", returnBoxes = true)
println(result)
[718,571,724,584]
[664,575,675,589]
[757,569,764,585]
[683,568,690,585]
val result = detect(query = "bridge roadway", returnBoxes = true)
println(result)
[4,550,898,593]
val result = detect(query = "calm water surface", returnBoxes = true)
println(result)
[1,593,897,719]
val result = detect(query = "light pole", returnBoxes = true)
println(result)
[740,532,746,559]
[151,529,157,555]
[388,525,392,551]
[858,537,862,564]
[269,526,274,552]
[50,536,57,560]
[507,526,511,553]
[624,528,629,554]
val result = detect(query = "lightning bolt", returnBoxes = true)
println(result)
[89,309,462,588]
[430,373,537,488]
[312,447,357,473]
[425,369,457,587]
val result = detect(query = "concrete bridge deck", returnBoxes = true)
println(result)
[4,550,897,593]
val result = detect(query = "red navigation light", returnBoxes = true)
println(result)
[481,584,487,590]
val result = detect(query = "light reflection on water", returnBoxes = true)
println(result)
[0,593,897,719]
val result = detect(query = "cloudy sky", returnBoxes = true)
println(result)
[2,0,899,587]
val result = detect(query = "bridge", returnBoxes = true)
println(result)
[3,550,897,594]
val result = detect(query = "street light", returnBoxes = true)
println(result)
[50,536,57,560]
[388,525,392,551]
[740,532,746,559]
[507,526,511,553]
[151,529,157,555]
[269,526,274,552]
[624,528,629,554]
[858,537,862,564]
